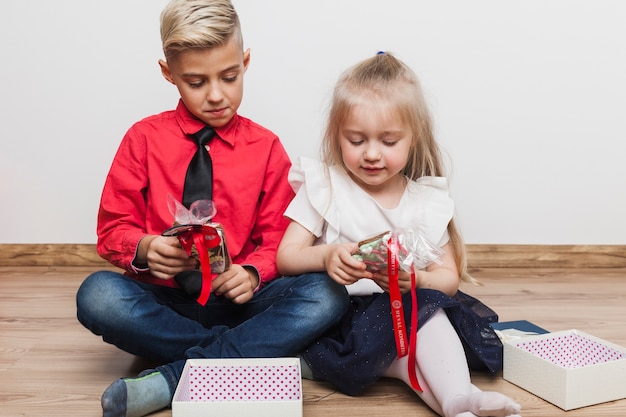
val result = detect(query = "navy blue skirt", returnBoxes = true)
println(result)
[301,288,503,396]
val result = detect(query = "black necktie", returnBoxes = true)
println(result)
[177,126,216,299]
[182,126,215,208]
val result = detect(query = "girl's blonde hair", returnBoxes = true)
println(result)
[160,0,242,61]
[321,52,475,284]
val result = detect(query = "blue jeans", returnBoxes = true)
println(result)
[76,270,348,395]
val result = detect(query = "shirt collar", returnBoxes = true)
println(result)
[175,99,238,147]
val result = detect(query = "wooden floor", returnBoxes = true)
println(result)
[1,265,626,416]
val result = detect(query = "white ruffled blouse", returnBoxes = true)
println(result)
[284,157,455,295]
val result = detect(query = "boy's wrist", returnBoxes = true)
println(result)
[134,235,158,267]
[243,265,261,292]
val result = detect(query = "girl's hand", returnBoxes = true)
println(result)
[371,269,415,293]
[324,242,372,285]
[139,235,198,280]
[372,243,462,297]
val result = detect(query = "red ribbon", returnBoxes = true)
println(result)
[387,235,422,392]
[177,225,222,305]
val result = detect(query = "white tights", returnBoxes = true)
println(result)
[383,309,522,417]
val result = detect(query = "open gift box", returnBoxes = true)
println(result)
[503,329,626,410]
[172,357,302,417]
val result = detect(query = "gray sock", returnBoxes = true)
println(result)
[101,370,171,417]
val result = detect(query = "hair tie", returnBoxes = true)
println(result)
[377,51,385,55]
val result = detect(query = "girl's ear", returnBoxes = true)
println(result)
[158,59,175,84]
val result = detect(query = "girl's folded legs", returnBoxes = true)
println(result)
[448,392,522,417]
[384,309,521,417]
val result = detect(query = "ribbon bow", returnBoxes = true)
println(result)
[163,195,221,305]
[162,223,222,305]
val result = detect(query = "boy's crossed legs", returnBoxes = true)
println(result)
[77,270,348,417]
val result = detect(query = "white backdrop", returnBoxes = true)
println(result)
[1,1,625,244]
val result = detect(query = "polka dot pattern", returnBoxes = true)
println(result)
[515,333,624,368]
[177,364,302,402]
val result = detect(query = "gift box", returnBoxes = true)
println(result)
[172,358,302,417]
[503,329,626,410]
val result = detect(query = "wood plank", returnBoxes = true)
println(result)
[467,244,626,269]
[0,244,106,267]
[1,266,626,416]
[1,244,626,269]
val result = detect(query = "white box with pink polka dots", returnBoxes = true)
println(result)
[172,357,302,416]
[503,329,626,410]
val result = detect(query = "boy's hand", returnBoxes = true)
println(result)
[211,264,258,305]
[139,235,198,280]
[324,243,372,286]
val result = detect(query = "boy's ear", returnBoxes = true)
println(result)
[158,59,175,84]
[242,48,251,72]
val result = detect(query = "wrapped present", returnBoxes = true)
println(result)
[352,229,443,273]
[162,196,232,305]
[352,231,392,273]
[163,222,231,274]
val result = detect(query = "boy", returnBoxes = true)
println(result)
[76,1,348,416]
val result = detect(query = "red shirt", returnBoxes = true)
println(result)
[97,100,295,288]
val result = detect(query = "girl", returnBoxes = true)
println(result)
[277,52,522,417]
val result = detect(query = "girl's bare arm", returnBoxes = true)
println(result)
[277,221,371,285]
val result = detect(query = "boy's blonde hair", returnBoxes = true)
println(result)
[160,0,243,60]
[321,52,476,284]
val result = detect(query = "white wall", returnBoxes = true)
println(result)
[1,1,625,245]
